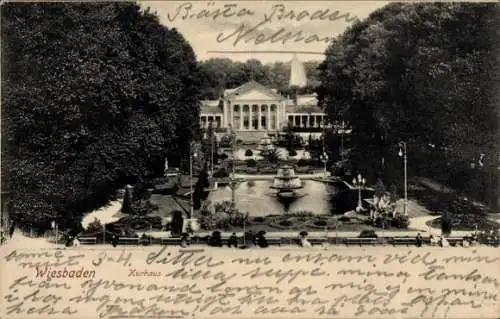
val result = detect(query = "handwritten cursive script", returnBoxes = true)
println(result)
[167,2,358,47]
[1,247,498,318]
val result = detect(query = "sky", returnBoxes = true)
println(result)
[140,1,388,63]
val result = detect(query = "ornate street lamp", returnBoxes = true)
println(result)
[398,142,408,216]
[352,174,366,212]
[320,152,329,180]
[190,142,197,219]
[227,125,242,207]
[339,120,346,163]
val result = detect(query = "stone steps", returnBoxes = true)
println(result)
[234,131,270,142]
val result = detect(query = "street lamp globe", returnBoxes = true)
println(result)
[398,148,403,157]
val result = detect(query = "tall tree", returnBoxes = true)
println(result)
[1,3,201,228]
[318,3,499,204]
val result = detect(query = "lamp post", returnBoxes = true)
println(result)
[322,122,333,154]
[51,221,58,245]
[339,120,346,163]
[335,220,338,245]
[398,142,408,216]
[320,152,329,180]
[145,221,153,245]
[227,126,238,206]
[211,132,215,177]
[352,174,366,212]
[190,142,197,219]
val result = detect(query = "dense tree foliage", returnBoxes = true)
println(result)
[319,3,499,207]
[1,3,201,228]
[198,58,320,100]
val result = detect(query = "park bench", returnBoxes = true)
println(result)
[391,237,417,246]
[344,237,378,246]
[161,238,182,245]
[119,237,141,245]
[266,237,282,246]
[229,237,282,246]
[279,238,296,246]
[150,237,163,245]
[78,237,97,245]
[308,237,327,245]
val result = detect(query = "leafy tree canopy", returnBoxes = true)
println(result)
[198,58,321,100]
[318,3,499,204]
[1,3,201,228]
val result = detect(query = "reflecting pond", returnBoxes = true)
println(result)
[206,180,339,216]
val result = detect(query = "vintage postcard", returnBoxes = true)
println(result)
[1,1,499,319]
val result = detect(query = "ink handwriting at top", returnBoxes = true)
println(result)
[167,2,357,47]
[168,2,357,23]
[216,4,357,47]
[92,250,132,268]
[168,2,254,22]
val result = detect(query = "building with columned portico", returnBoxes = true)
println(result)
[199,56,328,140]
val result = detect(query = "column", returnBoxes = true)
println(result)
[292,115,296,127]
[312,116,316,128]
[249,106,253,131]
[267,106,271,130]
[223,103,226,128]
[240,107,243,130]
[258,106,262,130]
[274,105,280,131]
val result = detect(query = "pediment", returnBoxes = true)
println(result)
[225,81,283,101]
[232,89,282,101]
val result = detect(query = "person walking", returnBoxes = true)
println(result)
[111,233,119,247]
[416,233,423,247]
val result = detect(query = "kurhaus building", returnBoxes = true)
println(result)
[199,56,328,135]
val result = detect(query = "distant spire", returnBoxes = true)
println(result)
[289,54,307,88]
[250,51,254,81]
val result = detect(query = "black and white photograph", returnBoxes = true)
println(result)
[0,1,499,318]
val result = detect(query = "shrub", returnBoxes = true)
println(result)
[358,229,378,238]
[441,211,453,235]
[338,216,350,222]
[247,180,256,187]
[246,159,257,167]
[121,186,134,214]
[289,211,314,217]
[313,220,327,227]
[218,153,228,160]
[245,149,253,157]
[247,168,258,174]
[288,149,297,157]
[374,215,392,229]
[87,218,103,232]
[252,216,265,223]
[213,167,229,178]
[131,200,158,216]
[391,213,410,229]
[297,159,308,167]
[279,220,293,227]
